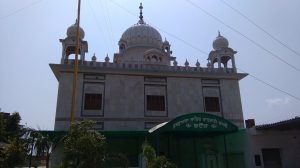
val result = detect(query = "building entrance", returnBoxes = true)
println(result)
[148,112,246,168]
[206,155,218,168]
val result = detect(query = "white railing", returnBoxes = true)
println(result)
[65,60,236,73]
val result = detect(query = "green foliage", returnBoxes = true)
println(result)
[63,121,106,168]
[5,112,22,138]
[0,114,5,141]
[56,162,65,168]
[0,112,22,142]
[0,137,27,168]
[0,112,27,167]
[104,152,129,168]
[142,143,177,168]
[150,156,177,168]
[32,132,55,168]
[143,143,156,164]
[35,133,51,157]
[1,137,27,167]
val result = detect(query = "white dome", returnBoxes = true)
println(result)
[120,23,163,49]
[67,23,85,39]
[213,32,229,50]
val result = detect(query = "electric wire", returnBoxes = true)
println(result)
[97,0,115,50]
[109,0,300,102]
[186,0,300,72]
[86,0,111,52]
[0,0,44,20]
[109,0,208,56]
[237,68,300,101]
[103,0,116,44]
[219,0,300,58]
[2,0,298,102]
[154,26,208,55]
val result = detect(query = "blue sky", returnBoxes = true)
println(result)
[0,0,299,130]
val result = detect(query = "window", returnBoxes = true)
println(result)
[205,97,220,112]
[254,155,261,166]
[147,95,165,111]
[262,148,282,168]
[84,94,102,110]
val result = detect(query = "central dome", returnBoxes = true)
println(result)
[119,3,162,50]
[120,23,163,49]
[114,3,174,66]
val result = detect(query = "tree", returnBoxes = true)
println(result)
[5,112,22,138]
[0,113,5,141]
[34,133,53,168]
[142,143,177,168]
[0,112,22,142]
[62,121,106,168]
[0,112,27,168]
[2,138,27,167]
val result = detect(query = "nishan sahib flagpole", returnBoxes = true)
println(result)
[70,0,81,126]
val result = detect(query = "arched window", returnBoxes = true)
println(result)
[164,47,169,52]
[119,43,125,52]
[151,55,158,62]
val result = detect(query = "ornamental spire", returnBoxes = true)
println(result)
[138,3,145,24]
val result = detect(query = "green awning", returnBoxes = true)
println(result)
[149,113,238,136]
[101,131,148,138]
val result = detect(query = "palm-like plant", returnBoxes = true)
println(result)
[35,133,52,168]
[26,130,58,168]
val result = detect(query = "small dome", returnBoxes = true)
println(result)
[163,38,170,45]
[120,23,162,49]
[67,22,85,39]
[213,32,229,50]
[185,59,189,67]
[92,53,97,61]
[196,59,200,67]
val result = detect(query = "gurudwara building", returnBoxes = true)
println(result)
[50,4,249,168]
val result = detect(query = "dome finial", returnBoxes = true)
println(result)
[138,3,145,24]
[92,53,97,62]
[185,59,189,67]
[218,30,221,37]
[196,59,200,67]
[105,54,110,63]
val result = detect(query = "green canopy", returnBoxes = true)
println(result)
[149,113,238,136]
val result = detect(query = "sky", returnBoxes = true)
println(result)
[0,0,299,130]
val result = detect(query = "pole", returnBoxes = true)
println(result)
[70,0,81,125]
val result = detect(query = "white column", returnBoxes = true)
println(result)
[80,45,85,62]
[231,55,236,68]
[61,45,66,64]
[217,55,221,68]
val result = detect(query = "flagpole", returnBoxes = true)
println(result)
[70,0,81,125]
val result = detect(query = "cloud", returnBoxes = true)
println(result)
[266,97,292,108]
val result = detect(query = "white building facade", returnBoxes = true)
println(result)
[50,4,246,132]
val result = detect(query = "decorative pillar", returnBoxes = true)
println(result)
[217,55,221,68]
[61,44,66,64]
[231,55,236,69]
